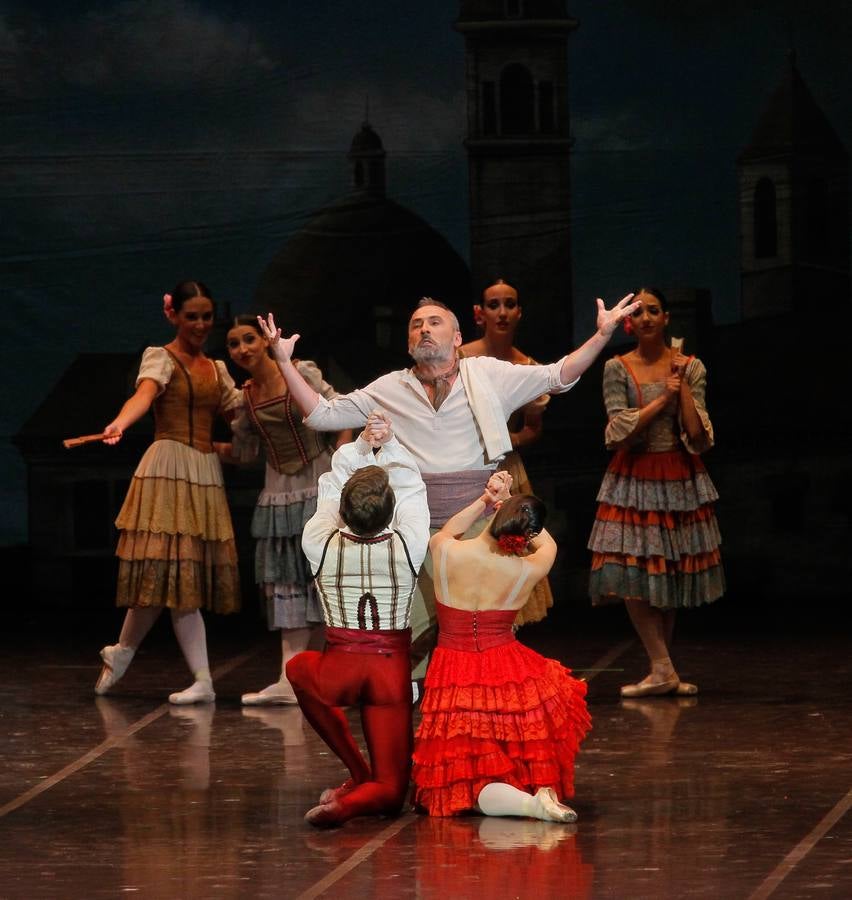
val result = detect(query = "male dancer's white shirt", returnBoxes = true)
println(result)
[301,435,430,631]
[304,356,576,473]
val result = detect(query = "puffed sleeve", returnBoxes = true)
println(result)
[229,405,261,463]
[214,361,243,413]
[603,358,643,450]
[135,347,173,395]
[680,357,714,454]
[296,359,338,400]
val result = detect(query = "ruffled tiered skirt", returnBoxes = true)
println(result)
[412,640,591,817]
[251,453,330,629]
[588,448,724,609]
[114,439,239,613]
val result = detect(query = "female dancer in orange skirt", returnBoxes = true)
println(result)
[412,472,591,822]
[94,280,242,704]
[588,287,724,697]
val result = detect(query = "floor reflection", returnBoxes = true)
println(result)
[92,698,248,900]
[619,695,698,766]
[412,814,594,899]
[241,706,306,747]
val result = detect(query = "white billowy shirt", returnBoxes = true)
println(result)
[304,356,577,473]
[301,435,430,631]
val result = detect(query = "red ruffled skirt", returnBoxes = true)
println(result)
[412,603,591,817]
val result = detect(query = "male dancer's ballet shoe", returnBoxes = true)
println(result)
[620,676,680,698]
[94,645,135,695]
[304,800,345,828]
[319,779,356,805]
[533,787,578,824]
[241,679,298,706]
[169,680,216,705]
[676,681,698,696]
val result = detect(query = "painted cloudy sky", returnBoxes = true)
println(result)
[2,0,850,543]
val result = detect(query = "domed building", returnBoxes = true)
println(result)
[255,122,471,387]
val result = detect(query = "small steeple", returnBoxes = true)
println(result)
[739,53,847,164]
[347,109,386,197]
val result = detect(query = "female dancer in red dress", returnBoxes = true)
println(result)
[412,472,591,822]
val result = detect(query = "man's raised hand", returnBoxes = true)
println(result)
[596,293,641,337]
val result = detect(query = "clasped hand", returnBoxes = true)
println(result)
[484,470,512,505]
[362,410,393,448]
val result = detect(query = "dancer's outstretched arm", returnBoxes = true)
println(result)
[256,314,320,417]
[558,294,641,386]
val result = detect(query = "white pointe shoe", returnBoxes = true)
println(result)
[241,679,298,706]
[534,787,578,824]
[94,645,135,695]
[169,680,216,705]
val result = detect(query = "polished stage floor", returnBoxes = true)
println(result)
[1,613,850,900]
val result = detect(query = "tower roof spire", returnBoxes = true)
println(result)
[739,56,847,163]
[347,119,387,197]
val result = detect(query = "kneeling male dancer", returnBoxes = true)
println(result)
[288,412,429,827]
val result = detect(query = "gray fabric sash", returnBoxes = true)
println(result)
[422,469,492,528]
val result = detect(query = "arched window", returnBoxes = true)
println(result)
[754,177,777,258]
[500,64,534,135]
[354,161,364,189]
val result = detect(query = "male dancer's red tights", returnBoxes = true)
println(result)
[286,643,412,823]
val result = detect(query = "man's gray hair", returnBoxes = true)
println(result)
[413,296,460,333]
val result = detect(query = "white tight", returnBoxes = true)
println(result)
[118,608,210,679]
[477,783,541,819]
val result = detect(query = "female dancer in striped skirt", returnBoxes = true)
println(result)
[588,287,724,697]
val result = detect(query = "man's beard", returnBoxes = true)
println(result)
[410,339,453,365]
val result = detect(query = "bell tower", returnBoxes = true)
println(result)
[456,0,578,354]
[738,53,849,319]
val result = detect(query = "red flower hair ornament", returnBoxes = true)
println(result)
[622,313,634,335]
[497,534,528,555]
[163,293,175,321]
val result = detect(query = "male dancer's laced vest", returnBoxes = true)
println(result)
[314,530,418,630]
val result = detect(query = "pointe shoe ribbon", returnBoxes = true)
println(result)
[620,677,680,698]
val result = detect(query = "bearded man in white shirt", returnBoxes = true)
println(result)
[258,293,639,658]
